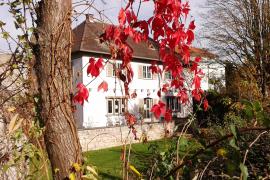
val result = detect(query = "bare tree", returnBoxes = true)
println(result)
[204,0,270,99]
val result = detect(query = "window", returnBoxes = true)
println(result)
[112,63,122,77]
[144,98,153,118]
[143,66,152,79]
[107,99,113,114]
[166,96,180,111]
[107,97,126,115]
[165,71,172,80]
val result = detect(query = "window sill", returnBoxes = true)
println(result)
[142,78,153,80]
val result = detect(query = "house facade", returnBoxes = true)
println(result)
[72,18,225,129]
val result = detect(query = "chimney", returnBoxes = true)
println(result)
[85,14,94,22]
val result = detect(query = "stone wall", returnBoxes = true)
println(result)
[78,122,174,151]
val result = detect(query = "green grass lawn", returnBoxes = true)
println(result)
[83,137,203,179]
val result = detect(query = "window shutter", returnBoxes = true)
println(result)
[138,98,144,116]
[138,65,143,79]
[106,63,113,77]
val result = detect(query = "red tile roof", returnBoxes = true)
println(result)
[72,20,215,60]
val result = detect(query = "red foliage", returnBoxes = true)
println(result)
[164,109,172,122]
[203,99,209,111]
[125,112,136,126]
[98,81,108,92]
[151,101,166,119]
[73,83,89,105]
[125,112,138,139]
[87,58,104,77]
[149,61,161,75]
[177,89,189,104]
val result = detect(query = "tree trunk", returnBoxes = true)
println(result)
[33,0,82,179]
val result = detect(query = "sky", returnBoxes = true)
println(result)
[0,0,208,53]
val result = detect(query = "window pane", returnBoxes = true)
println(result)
[108,100,113,114]
[115,99,120,114]
[147,66,151,78]
[175,98,179,110]
[144,98,153,118]
[172,98,175,110]
[146,110,150,118]
[121,98,125,113]
[143,66,146,78]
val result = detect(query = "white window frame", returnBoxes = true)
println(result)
[107,97,127,115]
[166,96,180,112]
[143,66,152,79]
[144,98,153,119]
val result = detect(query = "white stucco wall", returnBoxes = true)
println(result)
[200,59,225,91]
[72,57,84,128]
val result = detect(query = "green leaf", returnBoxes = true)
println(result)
[260,112,270,127]
[241,99,253,108]
[230,124,238,139]
[178,137,188,147]
[229,138,239,150]
[243,106,254,120]
[253,101,262,112]
[240,163,248,180]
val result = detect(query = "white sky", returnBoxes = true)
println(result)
[0,0,208,52]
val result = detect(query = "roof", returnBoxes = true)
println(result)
[72,19,216,60]
[72,20,159,60]
[189,47,216,59]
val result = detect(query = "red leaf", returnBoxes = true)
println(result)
[177,89,189,104]
[87,59,95,75]
[193,75,201,89]
[182,2,190,19]
[73,83,89,105]
[125,112,137,126]
[150,62,161,75]
[151,101,166,119]
[95,58,104,69]
[162,83,169,93]
[118,8,126,26]
[157,90,161,97]
[164,109,172,122]
[189,20,196,30]
[98,81,108,92]
[87,58,103,77]
[194,57,201,63]
[186,30,194,45]
[203,99,209,111]
[192,89,202,102]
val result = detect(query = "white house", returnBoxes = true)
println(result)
[71,17,225,129]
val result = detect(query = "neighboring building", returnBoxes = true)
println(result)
[192,48,225,91]
[71,17,225,129]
